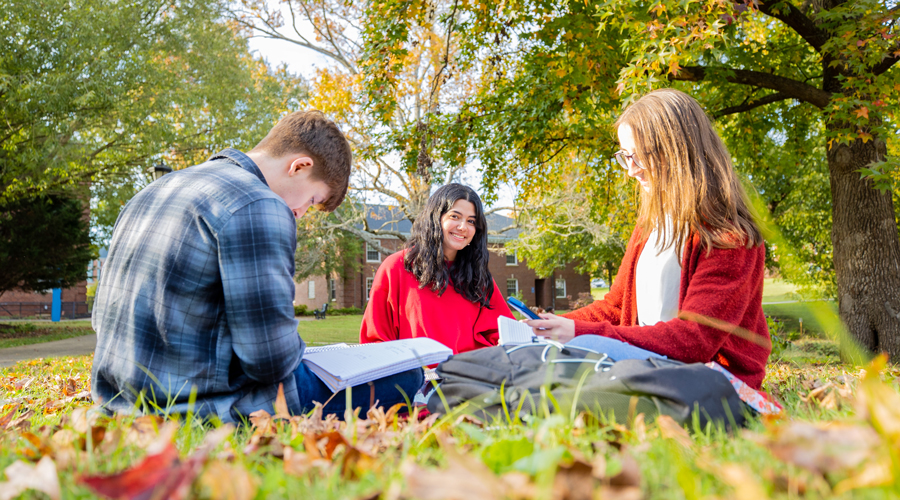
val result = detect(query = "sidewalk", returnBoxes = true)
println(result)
[0,334,96,368]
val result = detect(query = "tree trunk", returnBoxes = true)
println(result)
[826,127,900,359]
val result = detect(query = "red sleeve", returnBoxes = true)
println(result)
[562,229,642,325]
[570,244,768,366]
[473,280,515,346]
[359,254,401,344]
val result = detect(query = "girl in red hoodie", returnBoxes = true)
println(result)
[527,89,772,390]
[360,183,514,354]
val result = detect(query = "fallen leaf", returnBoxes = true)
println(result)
[0,405,20,430]
[79,424,233,500]
[61,378,78,397]
[283,446,329,477]
[304,431,376,478]
[856,354,900,444]
[401,442,505,500]
[708,462,768,500]
[0,456,61,500]
[552,460,594,500]
[123,415,167,448]
[833,458,894,494]
[747,421,880,474]
[273,383,290,420]
[18,432,53,460]
[656,415,692,449]
[196,460,258,500]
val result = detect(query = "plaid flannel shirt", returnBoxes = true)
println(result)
[91,149,304,423]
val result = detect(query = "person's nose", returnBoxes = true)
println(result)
[626,160,642,178]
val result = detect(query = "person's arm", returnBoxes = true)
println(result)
[573,244,767,363]
[359,254,400,344]
[218,198,301,383]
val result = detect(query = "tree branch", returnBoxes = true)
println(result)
[672,66,831,108]
[713,92,793,118]
[754,0,827,54]
[484,206,515,215]
[871,44,900,75]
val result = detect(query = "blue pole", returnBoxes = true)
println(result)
[51,288,61,322]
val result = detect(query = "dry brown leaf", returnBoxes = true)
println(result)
[401,442,506,500]
[500,472,536,499]
[553,460,595,500]
[833,458,894,494]
[283,446,330,477]
[607,452,641,489]
[18,432,53,460]
[0,405,19,430]
[273,383,291,420]
[631,414,647,443]
[656,415,692,449]
[594,486,642,500]
[304,431,377,478]
[0,456,61,500]
[711,463,769,500]
[749,421,880,474]
[196,460,258,500]
[856,355,900,444]
[61,378,78,397]
[124,415,168,449]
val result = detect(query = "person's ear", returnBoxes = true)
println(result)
[288,155,315,177]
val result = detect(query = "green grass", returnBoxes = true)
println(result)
[0,320,94,349]
[298,315,363,345]
[1,343,897,499]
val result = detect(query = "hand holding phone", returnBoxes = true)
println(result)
[507,296,541,320]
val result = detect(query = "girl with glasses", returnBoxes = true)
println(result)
[526,89,771,391]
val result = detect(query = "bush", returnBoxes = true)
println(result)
[330,307,363,316]
[294,304,308,317]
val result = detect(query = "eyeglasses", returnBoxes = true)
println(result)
[613,150,643,171]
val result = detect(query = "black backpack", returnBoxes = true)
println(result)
[426,343,747,428]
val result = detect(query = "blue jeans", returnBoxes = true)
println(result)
[293,363,424,416]
[565,335,666,362]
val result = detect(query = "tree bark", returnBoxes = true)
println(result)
[826,126,900,359]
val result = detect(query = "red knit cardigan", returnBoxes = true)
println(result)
[564,227,771,389]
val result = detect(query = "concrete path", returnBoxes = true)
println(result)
[0,334,96,368]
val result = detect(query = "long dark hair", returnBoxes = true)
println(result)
[404,184,494,307]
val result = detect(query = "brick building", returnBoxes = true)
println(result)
[294,206,591,312]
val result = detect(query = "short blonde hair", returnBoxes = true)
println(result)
[615,88,762,251]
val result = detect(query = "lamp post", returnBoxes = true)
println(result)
[147,163,172,182]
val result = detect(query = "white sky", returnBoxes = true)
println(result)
[246,30,519,212]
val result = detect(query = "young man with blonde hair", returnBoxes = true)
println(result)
[92,111,423,423]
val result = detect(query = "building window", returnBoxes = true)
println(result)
[366,277,375,298]
[506,251,518,266]
[329,279,337,301]
[506,278,518,297]
[366,243,381,262]
[307,280,315,299]
[555,278,566,298]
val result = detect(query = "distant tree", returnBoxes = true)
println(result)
[0,194,93,297]
[230,0,514,258]
[0,0,302,246]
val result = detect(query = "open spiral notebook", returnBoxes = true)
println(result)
[301,338,452,392]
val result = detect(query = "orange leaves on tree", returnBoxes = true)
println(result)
[854,106,869,119]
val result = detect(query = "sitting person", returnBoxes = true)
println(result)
[527,88,771,390]
[91,111,423,423]
[360,183,514,354]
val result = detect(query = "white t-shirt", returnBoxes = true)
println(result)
[635,227,682,326]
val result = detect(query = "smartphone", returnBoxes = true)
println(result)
[507,296,541,320]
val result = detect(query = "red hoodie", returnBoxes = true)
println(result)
[360,250,514,354]
[564,227,771,389]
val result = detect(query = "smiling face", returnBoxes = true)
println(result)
[440,199,477,262]
[617,124,651,193]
